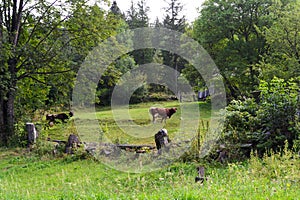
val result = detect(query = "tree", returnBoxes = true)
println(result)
[161,0,187,94]
[0,0,121,146]
[258,1,300,81]
[162,0,186,32]
[181,26,206,91]
[96,54,138,106]
[126,0,149,29]
[0,0,71,145]
[193,0,274,98]
[110,1,122,16]
[126,0,154,65]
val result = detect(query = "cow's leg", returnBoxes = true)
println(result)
[152,115,156,123]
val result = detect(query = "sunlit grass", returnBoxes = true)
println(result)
[43,101,214,146]
[0,148,299,199]
[67,101,212,145]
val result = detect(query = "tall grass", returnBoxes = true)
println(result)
[0,147,299,199]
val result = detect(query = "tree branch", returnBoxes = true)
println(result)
[23,0,59,47]
[3,0,11,32]
[32,69,73,75]
[284,27,298,58]
[13,0,24,46]
[26,75,47,85]
[17,68,73,81]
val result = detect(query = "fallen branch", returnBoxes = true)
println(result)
[47,138,67,144]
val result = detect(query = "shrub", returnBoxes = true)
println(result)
[219,77,300,159]
[256,77,299,151]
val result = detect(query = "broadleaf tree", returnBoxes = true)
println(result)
[0,0,122,146]
[193,0,275,99]
[258,0,300,81]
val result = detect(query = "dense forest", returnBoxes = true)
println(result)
[0,0,299,157]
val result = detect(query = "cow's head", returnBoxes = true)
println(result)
[168,107,177,118]
[46,114,55,121]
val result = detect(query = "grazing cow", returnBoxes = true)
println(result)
[46,111,74,125]
[149,107,177,123]
[54,111,74,123]
[46,114,56,122]
[154,128,170,154]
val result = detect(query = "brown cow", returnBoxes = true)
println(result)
[149,107,177,123]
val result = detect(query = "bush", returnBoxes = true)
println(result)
[219,77,300,158]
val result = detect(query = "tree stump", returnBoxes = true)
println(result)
[65,134,81,154]
[26,123,38,145]
[195,166,206,183]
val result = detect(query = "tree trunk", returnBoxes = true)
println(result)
[0,96,5,146]
[0,90,16,146]
[6,90,15,142]
[223,76,240,100]
[0,58,17,146]
[0,0,23,146]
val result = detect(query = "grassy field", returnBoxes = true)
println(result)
[0,148,299,199]
[42,101,214,173]
[46,101,212,145]
[0,101,299,199]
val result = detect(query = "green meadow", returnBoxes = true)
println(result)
[72,101,212,145]
[0,101,299,199]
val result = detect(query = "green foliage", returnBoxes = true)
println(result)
[258,1,300,81]
[180,120,210,162]
[126,0,149,29]
[65,3,122,65]
[220,77,300,157]
[96,55,138,106]
[10,122,29,148]
[258,77,299,140]
[32,140,60,158]
[162,0,186,33]
[193,0,274,97]
[1,1,112,145]
[15,78,51,115]
[160,0,187,89]
[32,137,89,161]
[248,142,299,181]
